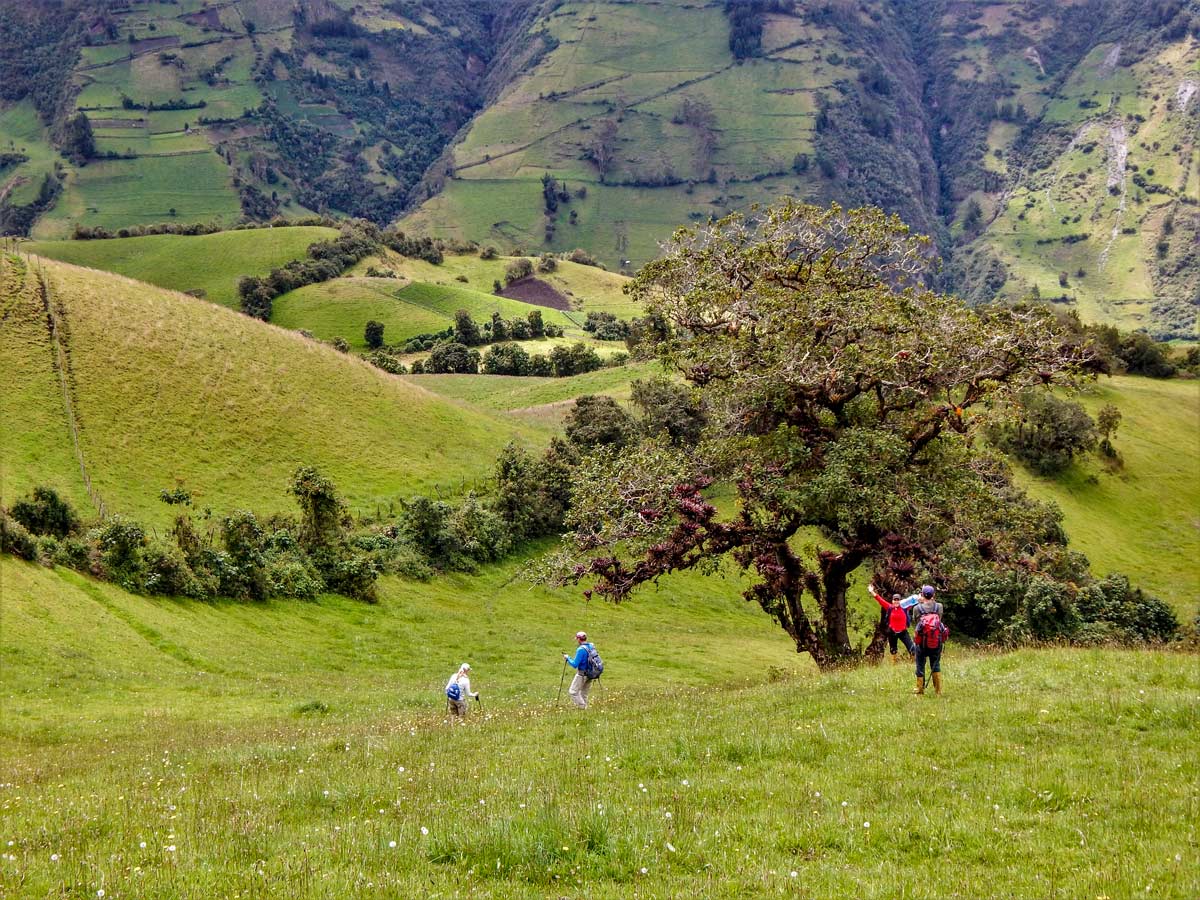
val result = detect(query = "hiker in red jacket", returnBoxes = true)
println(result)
[869,583,914,664]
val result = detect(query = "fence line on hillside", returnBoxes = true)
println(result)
[33,258,107,519]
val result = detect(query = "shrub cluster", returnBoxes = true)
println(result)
[476,341,623,378]
[71,215,339,241]
[986,391,1099,475]
[395,440,577,574]
[948,566,1178,646]
[1,473,382,603]
[583,311,631,341]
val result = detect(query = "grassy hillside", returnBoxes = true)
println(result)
[271,278,586,351]
[1,555,1196,898]
[348,249,638,318]
[1023,376,1200,615]
[0,253,543,526]
[26,226,337,308]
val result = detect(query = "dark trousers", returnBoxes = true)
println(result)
[915,645,943,677]
[888,628,915,656]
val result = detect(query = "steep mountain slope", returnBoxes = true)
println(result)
[918,0,1200,338]
[408,0,1199,333]
[0,252,542,525]
[2,1,1196,334]
[2,0,516,237]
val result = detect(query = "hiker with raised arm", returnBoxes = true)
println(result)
[563,631,603,709]
[869,583,915,663]
[909,586,948,696]
[445,662,479,718]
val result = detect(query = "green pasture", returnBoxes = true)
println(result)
[415,363,647,414]
[27,226,337,308]
[408,174,814,271]
[0,101,63,208]
[0,255,544,526]
[272,278,580,351]
[0,549,1196,898]
[33,153,242,239]
[348,250,637,318]
[1022,376,1200,616]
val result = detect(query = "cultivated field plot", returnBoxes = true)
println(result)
[34,153,242,239]
[408,0,849,268]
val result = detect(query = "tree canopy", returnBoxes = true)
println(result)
[541,201,1096,668]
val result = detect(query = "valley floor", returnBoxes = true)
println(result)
[1,560,1196,898]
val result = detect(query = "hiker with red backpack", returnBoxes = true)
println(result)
[910,585,948,695]
[869,583,915,663]
[563,631,603,709]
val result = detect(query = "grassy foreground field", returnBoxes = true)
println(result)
[1,555,1196,899]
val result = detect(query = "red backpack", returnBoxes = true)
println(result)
[916,613,946,649]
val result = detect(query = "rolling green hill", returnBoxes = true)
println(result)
[271,277,585,350]
[1022,375,1200,615]
[0,252,544,526]
[26,225,337,308]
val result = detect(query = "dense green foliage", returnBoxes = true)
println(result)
[545,202,1177,667]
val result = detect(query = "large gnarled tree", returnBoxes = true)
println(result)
[542,201,1093,669]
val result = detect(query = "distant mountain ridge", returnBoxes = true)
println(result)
[1,0,1197,335]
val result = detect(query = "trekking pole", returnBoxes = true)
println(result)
[556,658,568,704]
[475,694,483,713]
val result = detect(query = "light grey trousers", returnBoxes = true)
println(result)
[569,673,593,708]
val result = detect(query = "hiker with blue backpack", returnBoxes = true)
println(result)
[909,586,948,696]
[445,662,479,718]
[562,631,603,709]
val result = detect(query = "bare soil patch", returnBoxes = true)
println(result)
[498,277,572,310]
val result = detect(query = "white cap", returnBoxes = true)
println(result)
[460,662,471,671]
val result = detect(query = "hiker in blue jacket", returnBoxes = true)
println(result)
[563,631,601,709]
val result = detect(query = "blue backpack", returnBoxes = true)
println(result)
[446,682,462,702]
[580,644,604,679]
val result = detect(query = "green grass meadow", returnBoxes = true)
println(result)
[27,226,337,309]
[1,554,1196,899]
[1021,376,1200,614]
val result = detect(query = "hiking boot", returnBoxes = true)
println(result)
[932,672,943,696]
[913,677,925,695]
[889,653,898,666]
